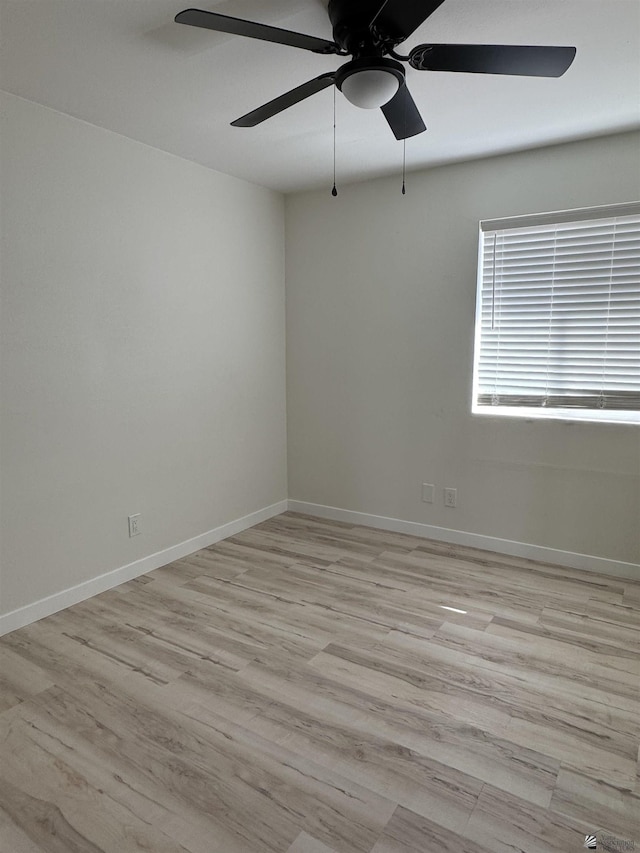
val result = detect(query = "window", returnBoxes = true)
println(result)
[472,202,640,424]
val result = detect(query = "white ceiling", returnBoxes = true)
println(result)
[1,0,639,193]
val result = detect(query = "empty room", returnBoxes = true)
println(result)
[1,0,639,851]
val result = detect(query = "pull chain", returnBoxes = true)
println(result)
[401,87,407,195]
[331,86,338,197]
[401,138,406,195]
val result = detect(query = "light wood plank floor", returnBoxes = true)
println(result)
[1,512,639,852]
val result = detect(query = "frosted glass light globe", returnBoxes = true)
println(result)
[340,69,400,109]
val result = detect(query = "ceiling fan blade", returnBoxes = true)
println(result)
[409,44,577,77]
[372,0,446,40]
[231,73,336,127]
[175,9,340,55]
[381,84,426,140]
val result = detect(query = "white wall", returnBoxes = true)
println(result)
[285,131,640,566]
[0,93,287,617]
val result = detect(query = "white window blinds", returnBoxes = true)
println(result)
[473,202,640,423]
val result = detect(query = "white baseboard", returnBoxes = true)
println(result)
[2,496,636,638]
[287,500,639,580]
[0,500,288,638]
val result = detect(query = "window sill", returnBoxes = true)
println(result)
[471,405,640,426]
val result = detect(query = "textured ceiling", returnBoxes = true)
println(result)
[1,0,639,192]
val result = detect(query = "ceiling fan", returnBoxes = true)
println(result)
[175,0,576,140]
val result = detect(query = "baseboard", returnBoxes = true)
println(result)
[2,496,636,638]
[0,500,288,638]
[287,500,639,580]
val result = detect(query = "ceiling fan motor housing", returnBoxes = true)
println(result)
[328,0,399,55]
[329,0,406,110]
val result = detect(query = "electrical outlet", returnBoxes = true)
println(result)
[421,483,435,503]
[444,488,457,508]
[128,514,141,537]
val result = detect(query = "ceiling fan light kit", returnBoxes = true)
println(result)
[335,57,404,109]
[175,0,576,139]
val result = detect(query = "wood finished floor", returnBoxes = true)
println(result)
[0,512,639,853]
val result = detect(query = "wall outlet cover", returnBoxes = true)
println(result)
[444,488,457,508]
[422,483,435,503]
[128,514,141,537]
